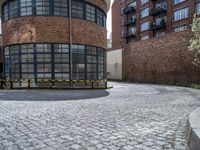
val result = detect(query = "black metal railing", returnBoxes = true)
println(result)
[123,32,136,38]
[123,18,136,26]
[150,20,166,30]
[150,7,167,16]
[123,6,136,14]
[150,0,163,2]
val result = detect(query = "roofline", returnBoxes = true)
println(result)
[0,0,111,16]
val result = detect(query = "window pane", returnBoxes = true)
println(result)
[72,0,83,19]
[54,0,68,16]
[97,8,103,26]
[86,4,95,22]
[173,8,189,21]
[36,0,50,15]
[20,0,33,16]
[9,0,18,19]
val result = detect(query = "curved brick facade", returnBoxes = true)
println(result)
[1,0,109,84]
[3,16,107,48]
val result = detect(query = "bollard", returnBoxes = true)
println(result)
[28,80,31,89]
[105,81,107,89]
[49,81,52,89]
[73,81,75,89]
[10,81,13,89]
[92,82,94,89]
[0,81,3,89]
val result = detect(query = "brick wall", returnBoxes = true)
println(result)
[3,16,107,48]
[0,35,2,63]
[123,30,200,85]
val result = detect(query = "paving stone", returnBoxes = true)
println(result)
[0,82,199,149]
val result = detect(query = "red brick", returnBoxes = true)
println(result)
[122,30,200,84]
[3,16,107,48]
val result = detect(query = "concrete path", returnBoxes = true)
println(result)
[187,108,200,150]
[0,82,199,150]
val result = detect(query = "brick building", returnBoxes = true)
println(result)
[121,0,199,42]
[0,34,2,74]
[111,0,200,84]
[112,0,122,49]
[0,0,110,86]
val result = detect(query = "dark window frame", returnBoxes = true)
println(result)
[1,0,107,28]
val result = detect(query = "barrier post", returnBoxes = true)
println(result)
[92,81,94,89]
[0,80,3,89]
[73,81,75,89]
[105,81,107,89]
[28,80,31,89]
[49,80,52,89]
[10,81,13,89]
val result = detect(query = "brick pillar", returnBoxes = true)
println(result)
[167,0,172,33]
[189,0,195,24]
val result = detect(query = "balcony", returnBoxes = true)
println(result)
[123,6,136,14]
[150,0,163,2]
[123,32,136,38]
[150,20,166,31]
[123,18,136,27]
[150,7,167,16]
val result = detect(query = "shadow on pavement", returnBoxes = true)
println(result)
[0,90,110,101]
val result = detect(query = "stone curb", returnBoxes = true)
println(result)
[186,108,200,150]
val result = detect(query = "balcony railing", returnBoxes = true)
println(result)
[150,0,163,2]
[123,6,136,14]
[123,32,136,38]
[150,7,167,16]
[150,20,166,31]
[123,18,136,26]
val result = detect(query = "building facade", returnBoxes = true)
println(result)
[107,48,122,80]
[112,0,121,49]
[0,0,110,84]
[111,0,200,84]
[0,34,3,74]
[121,0,199,43]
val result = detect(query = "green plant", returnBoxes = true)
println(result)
[123,73,129,81]
[189,14,200,66]
[191,84,200,89]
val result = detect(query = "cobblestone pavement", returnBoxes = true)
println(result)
[0,82,200,150]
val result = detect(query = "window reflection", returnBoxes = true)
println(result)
[4,44,106,80]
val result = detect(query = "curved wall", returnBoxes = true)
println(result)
[3,17,107,48]
[2,0,108,82]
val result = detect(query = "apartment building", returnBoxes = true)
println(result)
[121,0,200,44]
[112,0,200,84]
[0,34,2,74]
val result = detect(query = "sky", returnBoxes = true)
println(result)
[107,0,114,39]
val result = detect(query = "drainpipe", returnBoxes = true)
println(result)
[69,0,72,82]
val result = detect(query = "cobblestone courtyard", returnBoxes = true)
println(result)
[0,82,200,150]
